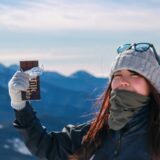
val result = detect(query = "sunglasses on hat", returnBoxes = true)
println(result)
[117,43,160,65]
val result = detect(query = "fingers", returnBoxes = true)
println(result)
[13,71,29,79]
[9,71,30,91]
[8,71,29,110]
[12,80,29,91]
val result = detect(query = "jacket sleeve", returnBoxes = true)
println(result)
[13,102,90,160]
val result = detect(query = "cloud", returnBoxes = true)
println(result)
[0,0,160,32]
[0,48,93,61]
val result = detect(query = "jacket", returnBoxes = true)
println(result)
[13,102,151,160]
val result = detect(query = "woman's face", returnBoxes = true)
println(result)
[111,69,150,96]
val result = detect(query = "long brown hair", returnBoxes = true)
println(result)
[148,84,160,159]
[69,80,160,160]
[69,83,112,160]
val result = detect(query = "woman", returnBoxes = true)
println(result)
[8,43,160,160]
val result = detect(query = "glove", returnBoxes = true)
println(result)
[8,71,30,110]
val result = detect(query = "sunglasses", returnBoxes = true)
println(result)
[117,43,160,65]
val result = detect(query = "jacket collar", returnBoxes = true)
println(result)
[121,105,150,135]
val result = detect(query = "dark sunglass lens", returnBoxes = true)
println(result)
[136,43,149,52]
[117,44,131,54]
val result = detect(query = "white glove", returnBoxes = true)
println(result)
[8,71,30,110]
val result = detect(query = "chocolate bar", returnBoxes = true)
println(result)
[20,60,41,100]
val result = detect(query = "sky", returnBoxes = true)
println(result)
[0,0,160,77]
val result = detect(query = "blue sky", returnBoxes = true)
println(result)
[0,0,160,77]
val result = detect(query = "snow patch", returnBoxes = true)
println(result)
[7,138,32,156]
[0,124,4,129]
[3,144,10,149]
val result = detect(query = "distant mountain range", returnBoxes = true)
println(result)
[0,63,109,159]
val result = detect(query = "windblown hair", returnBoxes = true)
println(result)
[69,83,112,160]
[148,84,160,159]
[69,79,160,160]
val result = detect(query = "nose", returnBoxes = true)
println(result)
[119,78,130,87]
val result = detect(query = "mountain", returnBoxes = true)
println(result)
[41,70,107,93]
[70,70,95,78]
[0,63,109,159]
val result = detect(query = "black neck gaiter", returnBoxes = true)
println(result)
[108,89,150,131]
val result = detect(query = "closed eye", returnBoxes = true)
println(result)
[129,71,140,76]
[113,74,121,77]
[131,73,140,77]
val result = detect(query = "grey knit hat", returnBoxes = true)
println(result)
[110,49,160,93]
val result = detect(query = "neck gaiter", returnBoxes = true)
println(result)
[108,89,150,131]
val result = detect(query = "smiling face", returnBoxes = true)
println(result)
[111,69,150,96]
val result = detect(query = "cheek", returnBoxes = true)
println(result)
[131,79,150,96]
[111,78,119,89]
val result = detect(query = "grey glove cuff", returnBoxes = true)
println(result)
[11,101,26,111]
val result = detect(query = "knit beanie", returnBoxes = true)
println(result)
[110,49,160,93]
